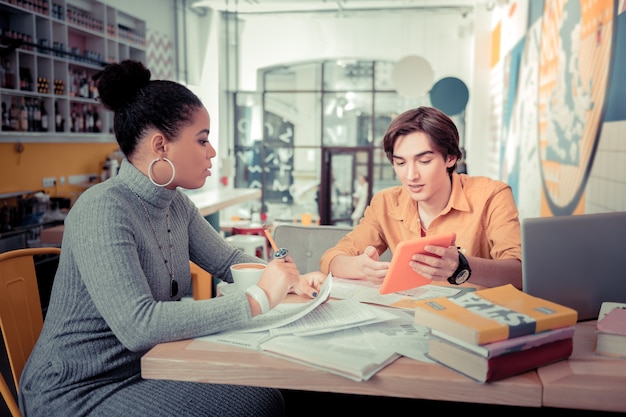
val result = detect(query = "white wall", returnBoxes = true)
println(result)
[215,8,480,179]
[236,11,474,91]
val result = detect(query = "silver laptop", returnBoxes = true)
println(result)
[521,212,626,321]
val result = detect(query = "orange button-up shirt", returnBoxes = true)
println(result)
[320,172,522,274]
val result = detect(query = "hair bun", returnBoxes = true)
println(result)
[97,60,151,111]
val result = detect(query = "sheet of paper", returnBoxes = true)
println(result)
[360,307,433,362]
[229,273,333,333]
[195,330,271,350]
[271,299,398,337]
[196,298,399,349]
[330,277,462,309]
[259,326,402,381]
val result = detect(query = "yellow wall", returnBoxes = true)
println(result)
[0,142,120,199]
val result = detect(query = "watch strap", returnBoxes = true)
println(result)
[447,250,471,285]
[245,285,270,314]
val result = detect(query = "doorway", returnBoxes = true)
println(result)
[319,147,372,225]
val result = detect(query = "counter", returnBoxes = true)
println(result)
[33,188,261,247]
[184,188,261,217]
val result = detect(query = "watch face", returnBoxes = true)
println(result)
[454,269,470,285]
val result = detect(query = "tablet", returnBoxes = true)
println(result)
[379,232,456,295]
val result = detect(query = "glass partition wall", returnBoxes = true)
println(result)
[233,59,425,226]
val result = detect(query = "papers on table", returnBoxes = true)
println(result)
[194,275,436,381]
[229,273,334,333]
[269,299,398,337]
[330,277,463,309]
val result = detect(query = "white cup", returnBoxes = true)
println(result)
[230,263,266,291]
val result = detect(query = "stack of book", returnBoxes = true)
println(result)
[413,284,578,383]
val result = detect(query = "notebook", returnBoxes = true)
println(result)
[521,212,626,321]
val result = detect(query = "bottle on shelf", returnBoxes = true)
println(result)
[19,97,28,132]
[1,102,11,131]
[85,104,93,132]
[40,100,49,132]
[33,98,42,132]
[0,61,6,89]
[54,101,64,132]
[4,60,15,90]
[9,97,19,131]
[93,108,102,133]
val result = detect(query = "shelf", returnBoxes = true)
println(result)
[0,131,114,143]
[0,0,146,143]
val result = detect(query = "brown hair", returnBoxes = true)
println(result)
[382,106,462,174]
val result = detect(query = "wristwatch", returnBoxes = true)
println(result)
[447,250,471,285]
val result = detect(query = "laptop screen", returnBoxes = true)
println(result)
[521,212,626,321]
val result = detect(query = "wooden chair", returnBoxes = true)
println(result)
[0,247,61,417]
[190,261,212,300]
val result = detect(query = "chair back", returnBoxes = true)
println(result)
[273,224,353,274]
[0,247,61,417]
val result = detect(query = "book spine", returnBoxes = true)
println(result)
[484,338,573,382]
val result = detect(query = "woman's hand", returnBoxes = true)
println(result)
[291,271,327,299]
[256,255,300,309]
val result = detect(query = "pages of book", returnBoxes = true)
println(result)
[430,325,575,358]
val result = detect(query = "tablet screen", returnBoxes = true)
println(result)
[379,232,456,295]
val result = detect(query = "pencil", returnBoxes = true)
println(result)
[263,224,279,253]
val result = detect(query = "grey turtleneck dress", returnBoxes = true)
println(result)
[19,159,284,417]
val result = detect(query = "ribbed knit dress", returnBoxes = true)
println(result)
[19,159,284,416]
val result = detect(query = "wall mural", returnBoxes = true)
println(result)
[500,0,616,217]
[537,0,614,215]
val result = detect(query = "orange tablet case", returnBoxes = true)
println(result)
[379,232,456,295]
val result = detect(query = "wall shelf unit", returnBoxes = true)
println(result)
[0,0,146,143]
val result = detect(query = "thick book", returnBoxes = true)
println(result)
[428,335,574,383]
[430,325,576,358]
[414,284,578,345]
[595,304,626,359]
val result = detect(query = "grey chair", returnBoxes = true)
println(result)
[272,224,353,274]
[272,224,391,274]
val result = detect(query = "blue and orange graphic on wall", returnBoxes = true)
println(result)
[538,0,614,216]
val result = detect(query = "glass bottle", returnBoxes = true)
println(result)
[4,60,15,89]
[2,102,9,131]
[19,97,28,131]
[9,97,19,131]
[55,101,64,132]
[40,100,49,131]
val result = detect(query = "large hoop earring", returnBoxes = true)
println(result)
[148,157,176,187]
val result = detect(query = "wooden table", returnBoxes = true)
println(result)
[185,188,261,217]
[537,320,626,413]
[142,322,542,408]
[142,318,626,411]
